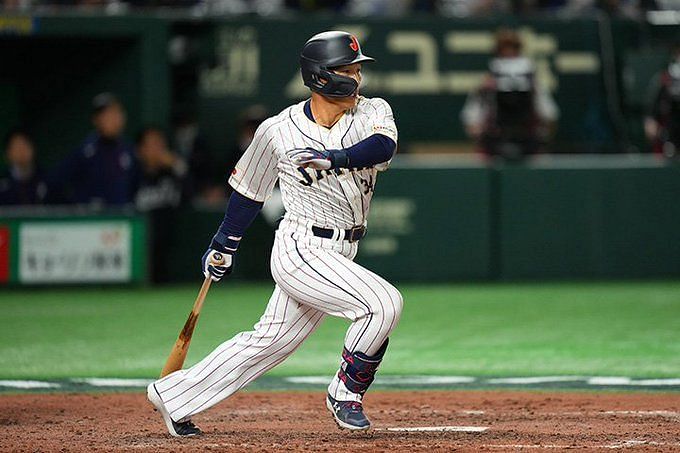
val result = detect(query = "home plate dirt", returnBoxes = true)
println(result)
[1,391,679,452]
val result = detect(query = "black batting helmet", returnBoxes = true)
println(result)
[300,31,375,98]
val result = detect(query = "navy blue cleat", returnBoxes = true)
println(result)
[147,383,202,437]
[326,394,371,431]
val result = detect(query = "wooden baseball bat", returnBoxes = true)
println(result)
[159,254,225,378]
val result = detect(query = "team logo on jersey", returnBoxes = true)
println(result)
[349,35,359,52]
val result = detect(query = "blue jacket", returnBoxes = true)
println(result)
[0,167,48,206]
[51,133,137,205]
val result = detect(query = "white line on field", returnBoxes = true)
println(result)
[588,377,634,385]
[2,375,679,390]
[283,376,329,385]
[486,376,586,384]
[70,378,154,387]
[628,378,680,386]
[604,440,680,449]
[376,426,488,433]
[0,380,61,389]
[284,375,477,385]
[588,377,680,386]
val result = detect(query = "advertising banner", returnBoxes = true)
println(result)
[18,222,132,284]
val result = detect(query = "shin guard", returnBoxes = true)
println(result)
[337,339,389,396]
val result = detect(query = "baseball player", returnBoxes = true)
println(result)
[147,30,402,436]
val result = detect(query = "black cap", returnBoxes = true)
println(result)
[92,92,120,115]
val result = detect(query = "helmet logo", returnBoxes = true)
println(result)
[349,35,359,52]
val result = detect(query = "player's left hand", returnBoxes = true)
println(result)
[202,249,233,282]
[288,147,332,170]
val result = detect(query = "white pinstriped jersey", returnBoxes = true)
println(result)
[229,96,397,229]
[153,99,403,422]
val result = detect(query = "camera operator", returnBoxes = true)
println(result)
[645,43,680,159]
[461,29,559,161]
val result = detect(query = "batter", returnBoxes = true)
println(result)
[148,30,402,437]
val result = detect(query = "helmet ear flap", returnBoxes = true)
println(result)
[316,68,359,98]
[309,71,327,91]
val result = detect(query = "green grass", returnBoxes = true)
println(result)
[1,282,679,379]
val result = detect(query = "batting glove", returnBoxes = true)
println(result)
[288,147,333,170]
[202,249,233,282]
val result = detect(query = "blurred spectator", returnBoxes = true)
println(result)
[134,126,187,212]
[284,0,348,12]
[461,29,559,161]
[225,104,284,226]
[202,0,285,14]
[134,126,187,282]
[437,0,506,16]
[49,93,136,206]
[225,104,269,181]
[2,0,33,11]
[0,129,48,205]
[345,0,411,16]
[173,112,221,203]
[645,44,680,159]
[127,0,199,6]
[559,0,640,18]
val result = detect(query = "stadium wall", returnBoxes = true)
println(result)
[165,158,680,283]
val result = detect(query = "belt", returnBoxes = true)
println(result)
[311,225,366,243]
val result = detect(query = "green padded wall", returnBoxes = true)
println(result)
[499,164,680,279]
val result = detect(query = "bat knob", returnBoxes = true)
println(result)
[210,252,227,266]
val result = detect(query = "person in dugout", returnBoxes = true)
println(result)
[461,28,559,161]
[49,93,136,206]
[644,43,680,159]
[134,126,188,283]
[0,129,48,206]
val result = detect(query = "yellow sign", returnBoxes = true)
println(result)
[0,17,35,35]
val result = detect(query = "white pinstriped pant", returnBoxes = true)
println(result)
[154,221,403,422]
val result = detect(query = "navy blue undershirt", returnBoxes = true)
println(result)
[211,191,263,253]
[303,99,314,122]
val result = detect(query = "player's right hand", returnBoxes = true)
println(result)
[202,249,233,282]
[288,147,332,170]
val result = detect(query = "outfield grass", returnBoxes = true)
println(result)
[1,282,679,379]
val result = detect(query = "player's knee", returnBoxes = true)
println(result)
[385,285,403,326]
[391,286,403,316]
[368,285,402,327]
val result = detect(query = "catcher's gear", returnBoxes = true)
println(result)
[202,249,232,282]
[300,31,374,98]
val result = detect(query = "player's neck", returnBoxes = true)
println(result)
[309,93,354,128]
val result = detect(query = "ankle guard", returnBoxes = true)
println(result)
[337,339,389,396]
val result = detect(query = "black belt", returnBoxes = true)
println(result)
[311,225,366,243]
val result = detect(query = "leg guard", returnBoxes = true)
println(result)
[337,339,389,396]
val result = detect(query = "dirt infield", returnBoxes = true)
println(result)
[1,391,679,452]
